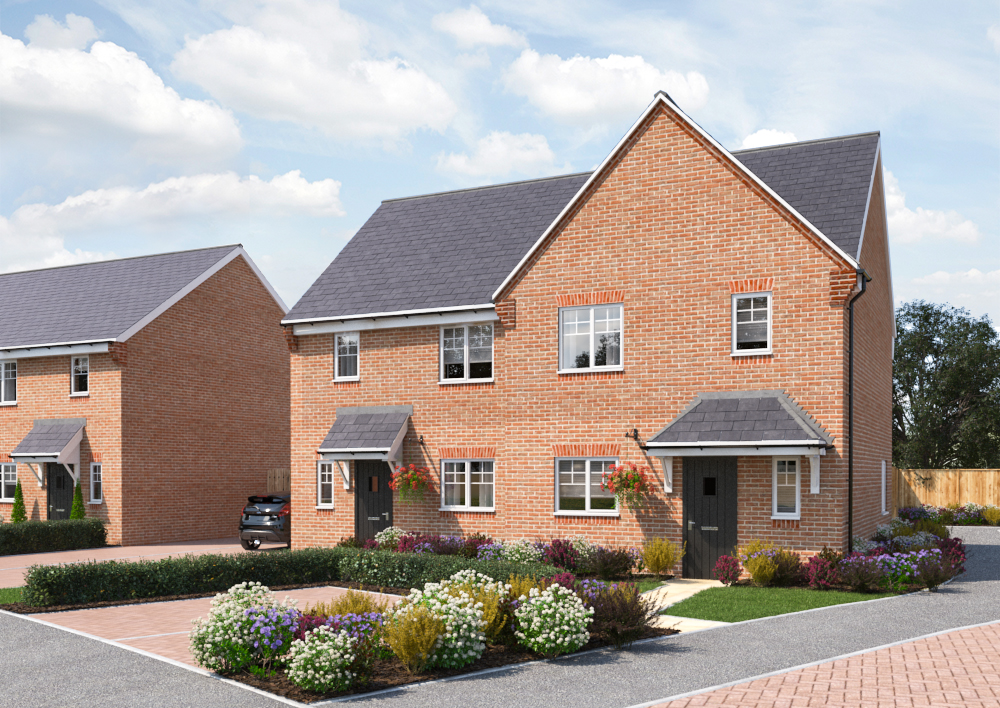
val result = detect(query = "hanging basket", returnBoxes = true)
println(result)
[389,464,432,503]
[601,462,653,510]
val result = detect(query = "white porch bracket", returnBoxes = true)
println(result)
[27,462,44,488]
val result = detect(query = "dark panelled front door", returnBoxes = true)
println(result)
[47,463,74,520]
[355,461,394,541]
[682,457,738,579]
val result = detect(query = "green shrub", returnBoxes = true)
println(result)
[338,550,558,590]
[0,518,106,556]
[641,537,684,577]
[984,507,1000,526]
[383,605,444,674]
[913,519,949,539]
[588,582,657,650]
[70,484,86,520]
[10,481,26,524]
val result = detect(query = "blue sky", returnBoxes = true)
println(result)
[2,1,997,325]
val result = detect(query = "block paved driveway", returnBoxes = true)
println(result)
[2,527,998,708]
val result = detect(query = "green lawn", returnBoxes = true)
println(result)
[637,578,666,593]
[665,586,896,623]
[0,587,23,604]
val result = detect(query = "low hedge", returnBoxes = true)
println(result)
[22,547,560,607]
[0,519,107,556]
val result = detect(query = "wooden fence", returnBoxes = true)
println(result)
[266,468,291,495]
[894,468,1000,510]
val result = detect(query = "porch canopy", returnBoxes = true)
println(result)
[317,405,412,465]
[10,418,86,486]
[646,391,833,457]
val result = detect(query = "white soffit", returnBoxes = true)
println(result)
[292,308,498,336]
[0,342,110,360]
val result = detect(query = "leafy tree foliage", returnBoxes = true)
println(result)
[70,482,86,520]
[893,301,1000,469]
[11,481,27,524]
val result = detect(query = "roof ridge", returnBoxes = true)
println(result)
[382,172,592,204]
[731,131,880,154]
[0,244,241,277]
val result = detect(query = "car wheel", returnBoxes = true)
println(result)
[241,538,261,551]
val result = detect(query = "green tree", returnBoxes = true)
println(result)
[70,481,86,519]
[11,480,27,523]
[893,301,1000,469]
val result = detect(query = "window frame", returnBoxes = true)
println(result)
[439,323,495,384]
[554,457,620,516]
[1,463,16,503]
[439,459,495,511]
[771,456,801,520]
[71,355,89,396]
[334,332,360,382]
[731,291,773,356]
[89,463,103,504]
[1,360,16,405]
[557,303,624,374]
[317,461,335,509]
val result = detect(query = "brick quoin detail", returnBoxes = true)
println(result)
[555,290,626,307]
[495,299,516,330]
[438,447,497,459]
[729,278,774,294]
[551,444,622,457]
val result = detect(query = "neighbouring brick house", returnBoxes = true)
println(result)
[283,93,893,577]
[0,245,290,545]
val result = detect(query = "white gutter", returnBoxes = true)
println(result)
[282,302,495,327]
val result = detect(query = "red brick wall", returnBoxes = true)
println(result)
[120,256,290,545]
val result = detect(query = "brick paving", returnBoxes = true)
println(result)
[652,620,1000,708]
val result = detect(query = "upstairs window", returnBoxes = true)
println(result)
[732,293,772,355]
[1,361,15,404]
[335,332,359,380]
[441,324,493,382]
[90,463,102,503]
[71,356,89,395]
[1,464,15,502]
[559,305,622,372]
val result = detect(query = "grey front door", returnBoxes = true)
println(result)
[682,457,738,579]
[355,461,393,541]
[47,463,74,520]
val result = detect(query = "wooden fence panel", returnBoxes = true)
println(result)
[267,468,291,495]
[894,468,1000,510]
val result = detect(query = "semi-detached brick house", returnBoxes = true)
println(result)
[283,93,894,577]
[0,245,290,546]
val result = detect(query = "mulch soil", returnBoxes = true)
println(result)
[0,580,410,615]
[225,626,679,703]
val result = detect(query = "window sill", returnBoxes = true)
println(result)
[554,510,620,518]
[557,367,624,375]
[0,401,16,407]
[439,507,495,513]
[771,514,800,521]
[439,379,494,386]
[731,350,772,358]
[88,500,103,505]
[333,377,360,383]
[70,392,90,398]
[316,505,335,510]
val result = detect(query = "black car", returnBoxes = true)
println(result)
[239,494,291,550]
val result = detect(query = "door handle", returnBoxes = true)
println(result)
[688,520,695,530]
[382,512,390,519]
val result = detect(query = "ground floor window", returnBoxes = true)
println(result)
[441,460,494,510]
[772,457,800,519]
[1,464,15,502]
[89,463,102,503]
[317,462,335,508]
[556,458,617,513]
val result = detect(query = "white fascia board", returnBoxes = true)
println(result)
[116,247,287,343]
[10,453,61,461]
[318,448,390,454]
[0,342,110,360]
[319,451,388,461]
[491,93,858,301]
[292,308,498,336]
[855,139,881,262]
[647,445,826,457]
[647,440,826,449]
[283,303,495,327]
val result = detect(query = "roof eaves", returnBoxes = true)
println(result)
[281,302,496,327]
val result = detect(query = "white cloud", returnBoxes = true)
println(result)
[988,24,1000,52]
[503,50,709,129]
[885,171,981,244]
[171,0,457,141]
[0,30,242,163]
[741,129,798,149]
[437,131,565,178]
[1,171,343,272]
[24,13,100,49]
[432,5,526,49]
[903,269,1000,324]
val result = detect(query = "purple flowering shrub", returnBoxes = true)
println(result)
[839,555,886,592]
[804,556,839,590]
[580,546,636,580]
[476,542,506,561]
[244,606,301,671]
[937,537,967,574]
[713,555,742,585]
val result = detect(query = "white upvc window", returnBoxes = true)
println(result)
[772,457,800,519]
[317,462,335,508]
[1,464,16,502]
[441,459,494,511]
[334,332,360,380]
[89,463,102,503]
[1,361,16,404]
[440,324,493,383]
[71,355,89,395]
[555,458,618,515]
[732,292,772,355]
[559,304,623,373]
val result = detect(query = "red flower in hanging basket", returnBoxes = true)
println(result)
[601,462,653,509]
[389,464,432,502]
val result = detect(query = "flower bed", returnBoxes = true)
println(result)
[898,503,1000,526]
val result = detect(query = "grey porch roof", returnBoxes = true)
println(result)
[11,419,86,456]
[318,406,412,452]
[648,391,834,447]
[0,245,239,350]
[286,131,879,323]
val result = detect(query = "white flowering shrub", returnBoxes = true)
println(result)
[514,583,593,658]
[287,626,357,693]
[190,582,297,673]
[570,535,595,557]
[374,526,407,548]
[501,539,544,564]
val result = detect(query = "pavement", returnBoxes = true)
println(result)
[1,526,997,708]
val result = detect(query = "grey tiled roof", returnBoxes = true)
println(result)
[318,406,412,450]
[11,419,86,456]
[649,391,833,445]
[0,245,239,349]
[733,133,880,260]
[284,174,590,322]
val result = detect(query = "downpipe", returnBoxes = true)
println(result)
[847,268,871,553]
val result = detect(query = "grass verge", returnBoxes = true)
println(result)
[0,587,23,604]
[664,586,896,623]
[637,578,666,593]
